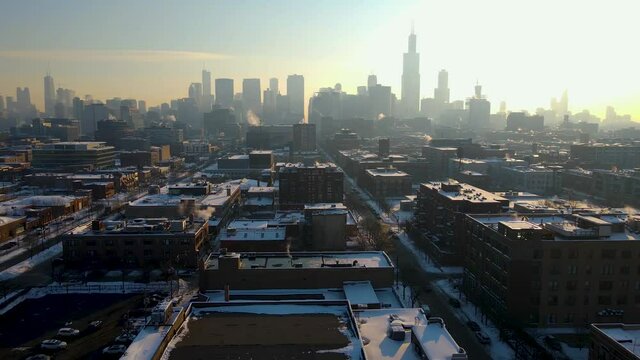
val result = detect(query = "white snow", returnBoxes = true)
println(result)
[435,279,514,360]
[357,308,466,360]
[0,243,62,281]
[395,231,462,275]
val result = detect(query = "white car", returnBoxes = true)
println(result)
[40,339,67,350]
[57,327,80,337]
[103,344,127,355]
[115,333,136,343]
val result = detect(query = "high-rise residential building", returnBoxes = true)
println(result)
[16,87,31,110]
[215,78,234,108]
[434,69,450,104]
[188,83,203,101]
[466,84,490,130]
[242,78,262,115]
[269,78,279,93]
[367,74,378,89]
[401,28,420,117]
[82,103,110,136]
[0,95,4,112]
[72,97,84,121]
[368,84,392,118]
[44,74,56,116]
[292,123,316,152]
[278,163,343,207]
[137,100,146,114]
[287,74,305,120]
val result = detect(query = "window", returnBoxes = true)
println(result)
[143,249,152,256]
[550,249,562,259]
[568,249,578,259]
[566,281,577,291]
[598,296,611,305]
[565,296,576,306]
[601,264,614,275]
[548,296,558,306]
[620,265,630,275]
[622,250,632,259]
[143,239,153,246]
[124,239,134,246]
[601,249,616,259]
[568,264,577,275]
[599,281,613,291]
[549,281,558,291]
[617,296,628,305]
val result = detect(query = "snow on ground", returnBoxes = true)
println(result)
[395,231,462,275]
[0,243,62,281]
[435,279,514,360]
[561,343,588,360]
[0,246,27,266]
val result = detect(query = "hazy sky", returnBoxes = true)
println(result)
[1,0,638,119]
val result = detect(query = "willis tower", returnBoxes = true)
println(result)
[401,27,420,117]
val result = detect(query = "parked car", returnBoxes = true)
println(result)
[26,354,51,360]
[475,331,491,345]
[57,328,80,337]
[544,335,563,351]
[89,320,103,329]
[466,321,481,331]
[115,333,136,343]
[40,339,67,350]
[102,344,127,355]
[448,298,461,308]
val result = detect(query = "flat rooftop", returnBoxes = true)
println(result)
[162,301,362,360]
[357,309,466,360]
[218,228,286,242]
[366,168,410,177]
[474,213,640,241]
[204,251,393,270]
[592,323,640,357]
[421,181,508,204]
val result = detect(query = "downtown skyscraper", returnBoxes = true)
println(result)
[401,29,420,117]
[287,74,304,121]
[44,74,55,116]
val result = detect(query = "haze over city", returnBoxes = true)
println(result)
[1,0,639,119]
[4,2,640,360]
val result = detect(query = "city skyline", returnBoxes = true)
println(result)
[0,0,639,120]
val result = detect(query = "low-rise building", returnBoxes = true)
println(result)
[200,251,395,291]
[590,323,640,360]
[62,218,208,268]
[31,141,116,171]
[361,167,412,199]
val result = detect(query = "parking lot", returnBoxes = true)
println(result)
[0,293,145,360]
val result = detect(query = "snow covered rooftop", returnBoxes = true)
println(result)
[357,309,467,360]
[204,251,393,270]
[162,301,363,360]
[218,228,286,242]
[592,323,640,357]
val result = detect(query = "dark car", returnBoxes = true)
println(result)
[448,298,461,308]
[467,321,481,331]
[544,335,562,351]
[475,331,491,345]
